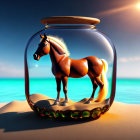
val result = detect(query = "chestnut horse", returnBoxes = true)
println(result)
[33,33,108,106]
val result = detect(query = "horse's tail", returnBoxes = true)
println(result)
[96,59,108,102]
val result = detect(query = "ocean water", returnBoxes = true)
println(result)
[0,78,140,104]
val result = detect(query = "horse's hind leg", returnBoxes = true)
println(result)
[62,76,68,106]
[86,73,98,104]
[54,77,61,105]
[90,79,98,100]
[95,77,104,88]
[94,76,104,102]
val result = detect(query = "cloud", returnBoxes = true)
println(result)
[0,62,24,77]
[0,61,53,78]
[118,56,140,63]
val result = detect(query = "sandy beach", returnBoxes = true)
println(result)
[0,99,140,140]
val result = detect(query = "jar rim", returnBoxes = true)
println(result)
[45,24,96,29]
[40,16,100,25]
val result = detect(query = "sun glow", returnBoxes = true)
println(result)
[136,2,140,9]
[95,2,140,17]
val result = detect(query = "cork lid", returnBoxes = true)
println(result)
[40,16,100,25]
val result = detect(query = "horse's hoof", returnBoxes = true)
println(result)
[85,100,91,104]
[62,102,67,106]
[95,98,101,102]
[54,101,59,105]
[85,98,94,104]
[94,100,100,102]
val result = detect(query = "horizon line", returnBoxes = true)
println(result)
[0,77,140,79]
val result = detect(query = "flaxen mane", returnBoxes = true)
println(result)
[47,36,70,56]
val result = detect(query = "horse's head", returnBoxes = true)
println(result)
[33,33,50,61]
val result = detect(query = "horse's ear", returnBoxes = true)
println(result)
[44,33,47,39]
[40,33,44,38]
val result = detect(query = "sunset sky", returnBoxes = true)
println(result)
[0,0,140,78]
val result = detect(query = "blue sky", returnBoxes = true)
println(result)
[0,0,140,78]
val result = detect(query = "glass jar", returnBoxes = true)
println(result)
[25,16,117,120]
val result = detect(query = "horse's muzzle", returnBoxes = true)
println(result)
[33,53,39,60]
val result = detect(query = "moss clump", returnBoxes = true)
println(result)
[82,111,90,118]
[49,111,56,118]
[56,111,65,118]
[91,108,101,119]
[101,105,110,114]
[44,111,50,117]
[71,111,81,119]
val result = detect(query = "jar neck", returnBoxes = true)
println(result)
[45,24,96,29]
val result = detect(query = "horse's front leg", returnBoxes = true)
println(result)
[62,76,68,106]
[54,77,61,105]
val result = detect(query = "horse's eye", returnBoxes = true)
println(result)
[39,42,45,47]
[42,43,45,46]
